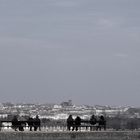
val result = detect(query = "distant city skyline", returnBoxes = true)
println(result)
[0,0,140,107]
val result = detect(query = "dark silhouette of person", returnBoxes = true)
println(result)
[67,115,74,131]
[12,116,18,131]
[97,115,106,131]
[34,115,41,131]
[18,116,26,131]
[90,115,97,131]
[18,121,25,131]
[27,116,34,131]
[74,116,81,131]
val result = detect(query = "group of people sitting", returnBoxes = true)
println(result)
[11,114,106,131]
[12,115,41,131]
[67,114,106,131]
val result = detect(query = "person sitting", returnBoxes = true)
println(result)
[90,115,97,131]
[27,116,34,131]
[12,116,18,131]
[97,115,106,131]
[74,116,81,131]
[67,115,74,131]
[18,121,25,131]
[34,115,41,131]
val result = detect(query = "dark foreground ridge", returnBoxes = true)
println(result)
[0,131,140,140]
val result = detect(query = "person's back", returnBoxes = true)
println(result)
[67,115,74,131]
[90,115,97,131]
[18,121,25,131]
[12,116,18,131]
[98,115,106,130]
[67,115,74,125]
[28,117,34,131]
[99,116,105,125]
[75,116,81,125]
[34,115,41,131]
[75,116,81,131]
[90,115,96,125]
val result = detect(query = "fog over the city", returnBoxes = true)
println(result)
[0,0,140,106]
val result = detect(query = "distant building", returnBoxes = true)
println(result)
[53,105,62,109]
[60,100,73,107]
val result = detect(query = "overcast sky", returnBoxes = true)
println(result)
[0,0,140,106]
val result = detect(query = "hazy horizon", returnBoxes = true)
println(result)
[0,0,140,107]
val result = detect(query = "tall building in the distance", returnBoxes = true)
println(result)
[61,100,73,107]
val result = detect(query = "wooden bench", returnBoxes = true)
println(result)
[0,120,41,131]
[68,120,106,131]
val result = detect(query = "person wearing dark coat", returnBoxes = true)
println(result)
[12,116,18,131]
[67,115,74,131]
[97,115,106,131]
[27,116,34,131]
[90,115,97,131]
[34,115,41,131]
[74,116,81,131]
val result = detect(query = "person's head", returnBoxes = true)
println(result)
[76,116,80,119]
[100,115,104,120]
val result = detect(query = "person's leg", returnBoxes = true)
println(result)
[34,126,37,131]
[76,126,78,131]
[30,126,32,131]
[72,126,75,131]
[67,125,70,131]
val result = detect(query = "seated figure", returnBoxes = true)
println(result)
[74,116,81,131]
[27,116,34,131]
[34,115,41,131]
[97,115,106,131]
[90,115,97,131]
[67,115,74,131]
[12,116,19,131]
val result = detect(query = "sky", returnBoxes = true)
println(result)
[0,0,140,107]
